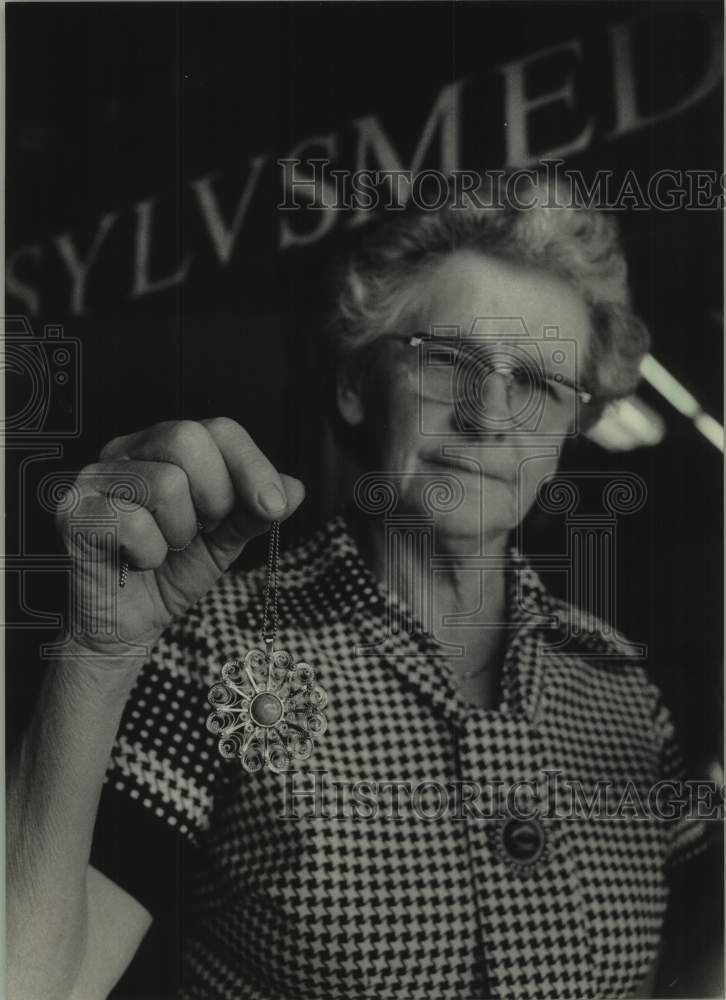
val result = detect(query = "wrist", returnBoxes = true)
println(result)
[48,634,151,692]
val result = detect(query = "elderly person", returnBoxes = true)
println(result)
[8,175,705,1000]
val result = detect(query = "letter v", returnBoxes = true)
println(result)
[191,155,268,265]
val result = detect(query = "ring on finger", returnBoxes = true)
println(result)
[168,520,206,553]
[119,521,206,585]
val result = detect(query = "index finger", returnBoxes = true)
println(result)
[99,420,237,526]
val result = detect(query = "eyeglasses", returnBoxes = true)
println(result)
[386,333,593,432]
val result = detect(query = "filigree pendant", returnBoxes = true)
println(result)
[207,641,328,773]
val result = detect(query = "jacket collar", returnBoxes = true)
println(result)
[300,517,558,724]
[266,515,630,726]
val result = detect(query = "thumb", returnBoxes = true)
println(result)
[204,474,305,568]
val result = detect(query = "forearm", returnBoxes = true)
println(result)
[7,643,144,1000]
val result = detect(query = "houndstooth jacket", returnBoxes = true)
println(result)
[91,516,705,999]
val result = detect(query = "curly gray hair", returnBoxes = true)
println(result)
[329,172,651,431]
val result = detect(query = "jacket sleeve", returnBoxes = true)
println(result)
[90,600,225,912]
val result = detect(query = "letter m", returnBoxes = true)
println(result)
[352,80,464,199]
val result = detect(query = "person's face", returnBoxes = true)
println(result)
[338,250,593,549]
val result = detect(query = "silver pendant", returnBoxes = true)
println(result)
[206,641,328,773]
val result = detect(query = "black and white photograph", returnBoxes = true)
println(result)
[4,3,724,998]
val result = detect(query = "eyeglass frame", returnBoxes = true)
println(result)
[387,333,594,407]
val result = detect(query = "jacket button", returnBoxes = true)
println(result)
[501,817,546,864]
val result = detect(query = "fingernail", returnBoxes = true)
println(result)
[258,483,286,515]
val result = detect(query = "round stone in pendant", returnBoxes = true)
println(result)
[249,691,284,728]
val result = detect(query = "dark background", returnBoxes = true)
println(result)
[5,2,724,996]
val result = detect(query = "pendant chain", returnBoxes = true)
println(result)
[261,520,280,643]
